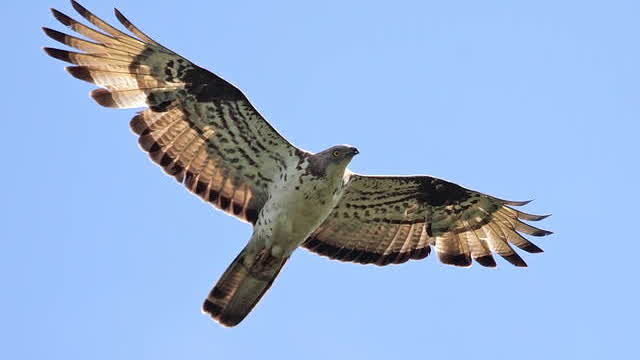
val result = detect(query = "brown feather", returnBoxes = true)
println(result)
[70,0,144,48]
[203,247,289,327]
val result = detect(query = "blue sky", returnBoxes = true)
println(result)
[3,0,639,359]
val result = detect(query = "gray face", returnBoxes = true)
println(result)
[318,145,360,163]
[306,145,359,177]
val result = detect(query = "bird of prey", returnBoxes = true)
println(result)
[44,1,552,327]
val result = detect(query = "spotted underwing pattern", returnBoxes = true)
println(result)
[44,1,552,328]
[43,1,302,224]
[303,175,551,267]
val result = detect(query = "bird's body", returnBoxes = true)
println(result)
[44,1,553,327]
[254,159,350,258]
[204,148,355,325]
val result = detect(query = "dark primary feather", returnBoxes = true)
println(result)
[303,174,551,268]
[43,0,304,224]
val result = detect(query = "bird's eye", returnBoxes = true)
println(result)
[332,150,340,157]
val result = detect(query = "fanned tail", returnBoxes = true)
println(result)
[203,246,289,327]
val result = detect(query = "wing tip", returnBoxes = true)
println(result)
[409,246,431,261]
[51,8,73,26]
[520,243,544,254]
[514,210,552,221]
[129,113,147,135]
[439,253,472,267]
[503,254,528,267]
[532,229,554,237]
[91,88,119,108]
[113,8,131,27]
[515,219,553,237]
[505,199,533,206]
[475,255,497,267]
[65,65,93,83]
[43,47,72,63]
[112,7,160,46]
[524,213,551,221]
[42,27,66,44]
[70,0,99,24]
[70,0,86,14]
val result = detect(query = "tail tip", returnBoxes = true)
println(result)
[202,298,223,317]
[202,299,242,327]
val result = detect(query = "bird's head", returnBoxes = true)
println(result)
[321,145,359,162]
[308,145,359,177]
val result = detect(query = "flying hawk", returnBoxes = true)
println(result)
[44,1,552,327]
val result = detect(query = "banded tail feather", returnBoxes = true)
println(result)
[203,246,289,327]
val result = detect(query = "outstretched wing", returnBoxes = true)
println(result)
[44,1,303,224]
[303,173,552,267]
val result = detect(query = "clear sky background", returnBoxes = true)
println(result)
[3,0,639,359]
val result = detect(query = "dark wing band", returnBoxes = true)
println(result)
[44,1,303,224]
[303,174,552,267]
